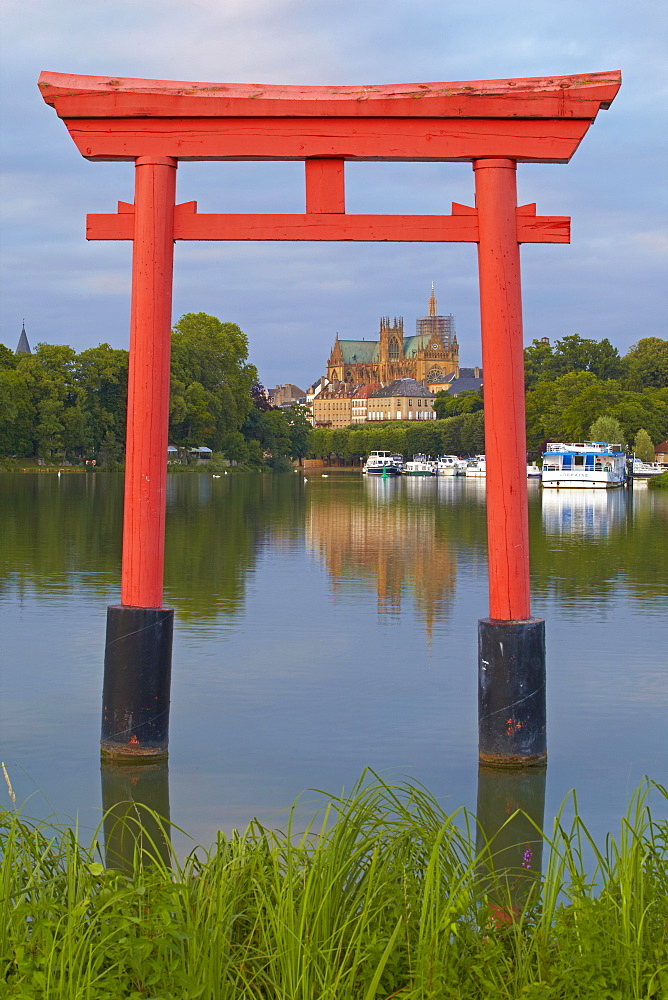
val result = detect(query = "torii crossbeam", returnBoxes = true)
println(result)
[40,69,621,764]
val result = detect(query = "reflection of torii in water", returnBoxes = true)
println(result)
[39,69,620,765]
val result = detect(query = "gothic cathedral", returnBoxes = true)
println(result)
[326,286,459,386]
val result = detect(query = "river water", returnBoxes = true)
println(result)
[0,471,665,850]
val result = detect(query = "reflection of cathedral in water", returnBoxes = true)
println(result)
[541,488,627,538]
[305,482,457,637]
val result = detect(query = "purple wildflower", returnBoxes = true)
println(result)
[521,847,533,870]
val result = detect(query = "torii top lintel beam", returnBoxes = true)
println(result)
[39,70,620,163]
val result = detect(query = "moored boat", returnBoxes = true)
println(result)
[541,441,626,489]
[402,454,436,476]
[363,450,402,475]
[630,457,665,479]
[464,455,486,477]
[527,462,541,478]
[435,455,466,476]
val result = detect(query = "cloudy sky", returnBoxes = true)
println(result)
[1,0,666,389]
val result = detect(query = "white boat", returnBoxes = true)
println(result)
[391,454,405,474]
[541,441,626,489]
[435,455,466,477]
[402,454,436,476]
[631,458,665,479]
[464,455,486,477]
[363,450,401,475]
[527,462,542,478]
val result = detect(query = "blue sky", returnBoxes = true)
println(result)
[1,0,666,389]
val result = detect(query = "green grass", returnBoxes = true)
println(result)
[647,471,668,489]
[1,775,666,999]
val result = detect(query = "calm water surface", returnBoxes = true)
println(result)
[0,472,665,849]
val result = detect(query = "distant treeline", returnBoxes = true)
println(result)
[1,322,666,465]
[0,314,310,469]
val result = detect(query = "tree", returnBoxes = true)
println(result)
[523,339,555,389]
[633,428,655,463]
[282,403,312,461]
[589,415,625,447]
[169,313,258,448]
[250,382,272,411]
[433,389,483,419]
[0,344,17,370]
[524,334,624,388]
[75,343,128,461]
[624,338,668,390]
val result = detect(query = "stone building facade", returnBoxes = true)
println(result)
[326,286,458,386]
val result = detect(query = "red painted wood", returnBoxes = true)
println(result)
[39,70,621,121]
[40,69,617,626]
[121,156,177,609]
[62,115,591,163]
[87,204,569,243]
[474,158,531,621]
[306,159,345,213]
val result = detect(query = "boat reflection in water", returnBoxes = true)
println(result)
[101,760,171,873]
[306,476,458,636]
[476,766,547,919]
[541,486,627,539]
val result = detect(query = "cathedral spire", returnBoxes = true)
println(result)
[15,321,31,355]
[428,283,437,317]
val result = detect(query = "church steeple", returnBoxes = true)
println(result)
[428,282,437,317]
[15,321,31,355]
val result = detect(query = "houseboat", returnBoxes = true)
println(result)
[403,455,436,476]
[363,450,402,475]
[541,441,626,489]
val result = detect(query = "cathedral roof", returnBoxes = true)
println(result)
[337,340,379,364]
[337,331,448,364]
[402,334,434,356]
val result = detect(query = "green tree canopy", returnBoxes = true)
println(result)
[589,415,625,447]
[169,313,257,448]
[624,338,668,390]
[633,428,655,463]
[524,334,624,389]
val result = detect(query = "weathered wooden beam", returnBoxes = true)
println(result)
[39,70,621,122]
[65,116,592,163]
[86,202,570,243]
[305,159,345,213]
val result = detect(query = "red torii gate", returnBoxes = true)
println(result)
[39,69,620,764]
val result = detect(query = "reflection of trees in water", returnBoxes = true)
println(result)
[2,472,665,623]
[0,472,122,599]
[305,482,458,637]
[0,473,305,622]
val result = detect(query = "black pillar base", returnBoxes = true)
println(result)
[478,617,546,766]
[101,605,174,761]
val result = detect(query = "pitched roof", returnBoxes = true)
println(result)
[15,323,31,355]
[402,334,433,356]
[369,378,435,399]
[337,340,379,364]
[448,377,483,396]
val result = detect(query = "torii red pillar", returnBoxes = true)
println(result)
[39,69,620,763]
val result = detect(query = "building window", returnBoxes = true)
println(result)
[408,399,413,407]
[389,337,400,360]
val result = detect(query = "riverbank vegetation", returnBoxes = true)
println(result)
[1,325,666,468]
[1,776,666,998]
